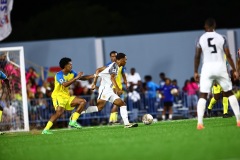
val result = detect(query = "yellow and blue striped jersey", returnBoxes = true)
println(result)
[114,66,123,90]
[51,70,77,98]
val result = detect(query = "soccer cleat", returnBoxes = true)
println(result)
[69,121,82,129]
[41,130,53,134]
[0,131,4,135]
[222,113,232,118]
[124,123,138,128]
[197,123,205,130]
[207,109,212,117]
[237,121,240,127]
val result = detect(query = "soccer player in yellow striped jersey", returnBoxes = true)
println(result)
[106,51,128,124]
[207,54,231,118]
[207,82,231,118]
[42,57,94,134]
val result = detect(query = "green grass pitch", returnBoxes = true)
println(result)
[1,117,240,160]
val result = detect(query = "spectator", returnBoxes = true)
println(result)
[144,75,160,118]
[182,77,199,118]
[159,78,176,120]
[127,68,142,92]
[73,81,84,96]
[26,67,39,84]
[128,85,140,110]
[3,103,16,130]
[159,72,167,88]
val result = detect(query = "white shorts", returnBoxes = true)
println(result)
[200,63,232,93]
[97,86,120,103]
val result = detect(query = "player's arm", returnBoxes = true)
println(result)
[79,74,95,80]
[194,47,202,82]
[91,66,106,90]
[225,48,239,79]
[62,72,84,87]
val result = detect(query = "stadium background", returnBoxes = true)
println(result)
[0,29,240,87]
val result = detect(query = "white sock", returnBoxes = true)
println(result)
[169,114,172,120]
[120,106,129,125]
[162,115,165,120]
[228,95,240,121]
[197,98,206,124]
[81,106,98,114]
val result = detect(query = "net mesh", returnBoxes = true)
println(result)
[0,51,24,131]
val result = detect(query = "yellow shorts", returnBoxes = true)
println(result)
[212,84,222,94]
[52,96,76,111]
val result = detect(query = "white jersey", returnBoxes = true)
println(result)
[98,62,118,88]
[196,31,232,92]
[196,31,228,64]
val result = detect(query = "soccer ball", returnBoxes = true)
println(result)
[142,114,153,125]
[170,88,178,95]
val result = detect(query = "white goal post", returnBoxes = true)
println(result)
[0,46,29,132]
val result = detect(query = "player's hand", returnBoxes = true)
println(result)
[125,83,128,90]
[76,72,84,79]
[91,84,96,90]
[233,70,239,80]
[194,72,199,83]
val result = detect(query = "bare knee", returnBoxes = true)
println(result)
[113,99,125,107]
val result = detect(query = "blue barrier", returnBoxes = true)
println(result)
[1,92,231,130]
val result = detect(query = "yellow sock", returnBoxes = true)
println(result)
[44,121,53,130]
[0,110,2,122]
[208,97,217,109]
[112,112,118,122]
[71,112,80,121]
[223,97,229,114]
[109,113,114,122]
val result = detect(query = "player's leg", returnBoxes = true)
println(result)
[109,90,124,124]
[208,93,220,117]
[42,106,65,134]
[196,93,208,130]
[68,96,86,128]
[168,102,173,120]
[222,96,231,118]
[112,98,138,128]
[223,91,240,124]
[109,105,118,124]
[162,103,167,120]
[0,105,4,135]
[0,105,3,123]
[219,73,240,126]
[196,73,212,130]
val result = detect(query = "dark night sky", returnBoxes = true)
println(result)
[4,0,240,42]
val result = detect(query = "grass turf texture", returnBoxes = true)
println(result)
[1,117,240,160]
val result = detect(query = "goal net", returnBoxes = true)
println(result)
[0,46,29,132]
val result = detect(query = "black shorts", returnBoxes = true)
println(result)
[163,101,173,107]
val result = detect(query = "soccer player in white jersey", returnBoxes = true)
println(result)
[91,53,138,128]
[194,18,240,130]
